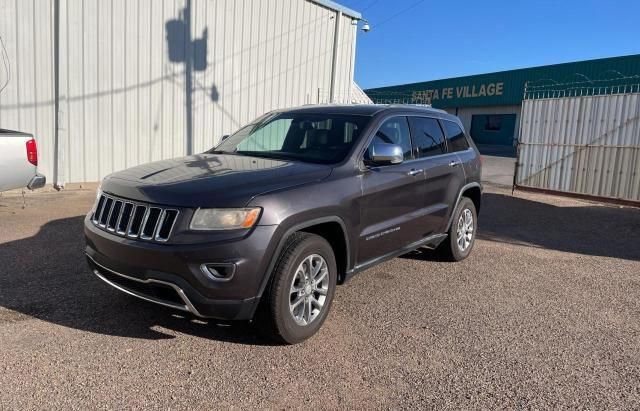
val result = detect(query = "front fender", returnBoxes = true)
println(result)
[253,215,351,302]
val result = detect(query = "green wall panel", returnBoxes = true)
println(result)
[365,54,640,109]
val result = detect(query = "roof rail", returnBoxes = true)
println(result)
[385,103,448,114]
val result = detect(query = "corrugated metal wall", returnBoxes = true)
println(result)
[516,93,640,201]
[0,0,56,180]
[0,0,358,184]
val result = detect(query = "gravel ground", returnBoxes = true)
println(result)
[1,185,639,409]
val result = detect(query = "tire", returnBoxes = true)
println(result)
[438,197,477,262]
[257,232,337,344]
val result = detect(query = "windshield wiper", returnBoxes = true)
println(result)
[208,150,238,155]
[236,151,298,161]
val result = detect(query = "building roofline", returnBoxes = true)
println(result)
[310,0,362,19]
[365,53,640,91]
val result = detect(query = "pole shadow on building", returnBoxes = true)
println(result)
[165,0,211,156]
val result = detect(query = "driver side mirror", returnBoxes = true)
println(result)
[369,143,404,166]
[221,134,230,141]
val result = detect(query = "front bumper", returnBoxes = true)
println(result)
[87,254,206,316]
[84,215,279,320]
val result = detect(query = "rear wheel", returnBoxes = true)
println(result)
[258,232,337,344]
[438,197,477,262]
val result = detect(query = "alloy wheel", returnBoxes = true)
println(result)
[289,254,329,326]
[456,208,474,252]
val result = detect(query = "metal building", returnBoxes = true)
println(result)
[365,55,640,149]
[0,0,370,186]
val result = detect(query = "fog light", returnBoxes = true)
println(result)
[200,263,235,281]
[206,266,222,278]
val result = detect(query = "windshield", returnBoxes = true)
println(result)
[212,113,371,164]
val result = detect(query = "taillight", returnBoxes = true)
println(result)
[26,138,38,166]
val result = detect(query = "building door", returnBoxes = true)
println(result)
[470,114,516,146]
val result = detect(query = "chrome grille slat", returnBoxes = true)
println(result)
[154,210,167,240]
[95,197,106,224]
[156,209,179,242]
[128,205,148,238]
[113,201,127,232]
[99,198,114,227]
[107,200,123,231]
[93,196,106,223]
[116,203,134,235]
[138,207,152,239]
[140,207,161,240]
[91,194,179,242]
[126,204,142,237]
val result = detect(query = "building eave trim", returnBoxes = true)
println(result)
[309,0,361,19]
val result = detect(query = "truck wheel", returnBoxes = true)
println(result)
[258,232,337,344]
[438,197,477,262]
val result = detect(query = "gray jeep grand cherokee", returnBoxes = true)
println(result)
[85,104,482,344]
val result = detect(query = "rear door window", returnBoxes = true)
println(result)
[408,117,446,158]
[442,120,470,152]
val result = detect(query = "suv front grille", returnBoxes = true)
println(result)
[92,194,179,242]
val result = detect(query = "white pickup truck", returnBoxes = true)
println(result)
[0,129,46,192]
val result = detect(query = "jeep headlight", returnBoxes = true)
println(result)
[190,208,261,230]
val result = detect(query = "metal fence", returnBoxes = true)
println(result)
[515,83,640,203]
[369,96,432,105]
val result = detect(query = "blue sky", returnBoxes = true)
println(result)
[338,0,640,89]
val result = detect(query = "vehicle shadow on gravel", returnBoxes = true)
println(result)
[0,216,278,345]
[402,192,640,262]
[2,193,638,341]
[478,193,639,261]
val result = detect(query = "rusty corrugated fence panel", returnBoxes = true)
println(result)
[516,92,640,202]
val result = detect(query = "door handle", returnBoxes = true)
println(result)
[407,169,423,176]
[448,160,461,167]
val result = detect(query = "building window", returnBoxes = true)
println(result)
[484,115,502,131]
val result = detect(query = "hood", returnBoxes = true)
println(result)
[101,154,332,207]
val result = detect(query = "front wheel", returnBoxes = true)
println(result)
[258,232,337,344]
[438,197,477,262]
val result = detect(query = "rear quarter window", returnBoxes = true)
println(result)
[442,120,470,152]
